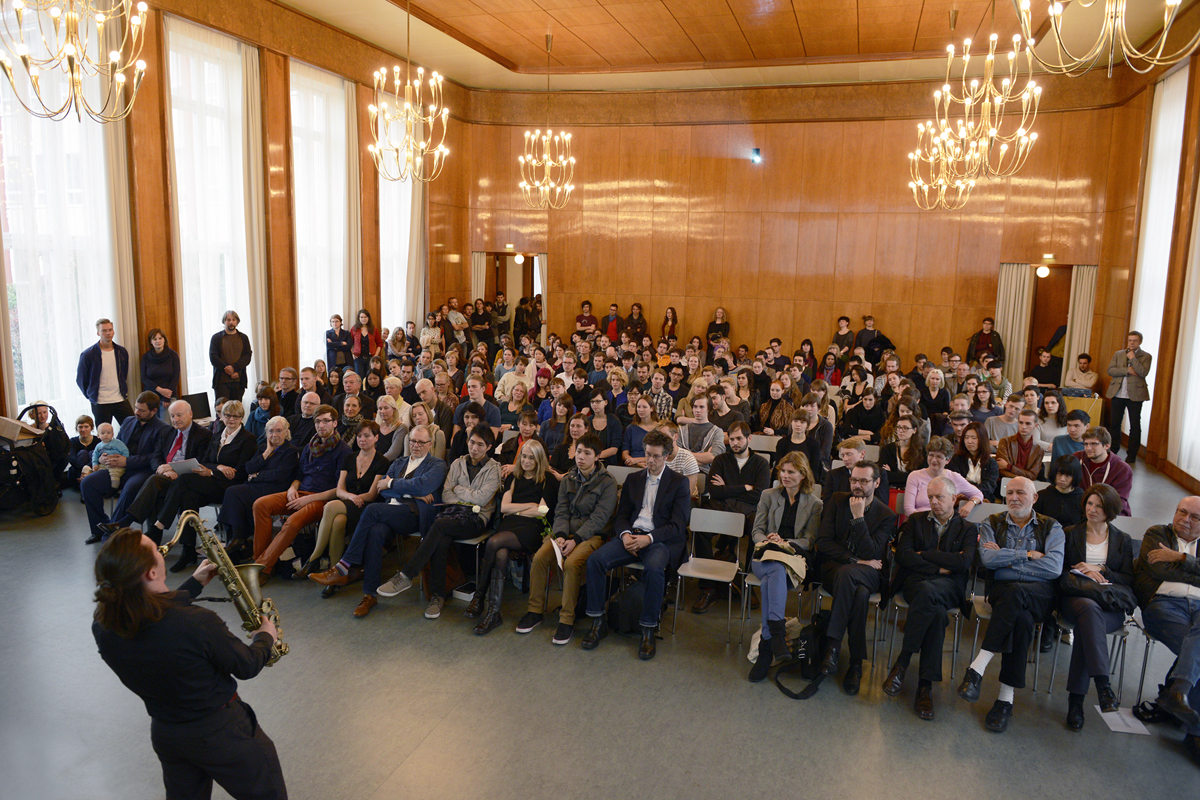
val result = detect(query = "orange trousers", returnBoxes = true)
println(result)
[252,491,327,573]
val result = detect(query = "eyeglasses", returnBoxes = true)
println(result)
[222,413,242,420]
[410,439,432,446]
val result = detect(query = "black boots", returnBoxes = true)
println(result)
[766,619,791,661]
[472,567,505,636]
[749,636,773,682]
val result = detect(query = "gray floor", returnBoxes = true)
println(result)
[2,464,1196,800]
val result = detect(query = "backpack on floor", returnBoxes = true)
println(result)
[606,577,647,636]
[773,610,830,700]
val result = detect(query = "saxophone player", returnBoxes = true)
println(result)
[92,528,287,800]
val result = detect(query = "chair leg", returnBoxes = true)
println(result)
[1136,637,1154,706]
[1032,622,1043,692]
[739,578,749,646]
[1048,631,1063,696]
[951,613,962,682]
[1114,635,1127,706]
[672,577,682,635]
[726,588,732,644]
[887,605,899,666]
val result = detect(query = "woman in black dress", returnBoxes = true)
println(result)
[466,440,559,635]
[140,328,180,422]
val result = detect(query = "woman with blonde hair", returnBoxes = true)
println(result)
[466,439,559,634]
[401,401,445,460]
[374,394,407,456]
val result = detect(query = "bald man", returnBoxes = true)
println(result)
[1136,496,1200,764]
[287,391,321,447]
[102,400,212,544]
[957,476,1064,733]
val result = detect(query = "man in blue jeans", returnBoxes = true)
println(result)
[1135,496,1200,765]
[581,429,690,661]
[309,426,446,619]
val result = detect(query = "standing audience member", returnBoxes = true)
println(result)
[140,328,180,422]
[966,317,1005,364]
[326,314,353,373]
[210,310,252,404]
[1105,331,1152,464]
[76,318,133,425]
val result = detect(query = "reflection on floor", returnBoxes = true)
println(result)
[0,462,1194,799]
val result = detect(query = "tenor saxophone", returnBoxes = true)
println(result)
[160,510,289,666]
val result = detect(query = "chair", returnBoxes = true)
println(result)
[501,429,520,443]
[673,508,745,642]
[749,434,780,456]
[1131,614,1161,706]
[967,502,1007,523]
[812,585,885,666]
[1112,516,1156,549]
[999,477,1050,495]
[864,444,880,461]
[1047,616,1131,705]
[607,465,638,486]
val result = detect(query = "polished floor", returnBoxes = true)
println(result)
[2,463,1196,800]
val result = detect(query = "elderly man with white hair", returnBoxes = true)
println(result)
[956,476,1064,733]
[883,475,979,720]
[1136,496,1200,765]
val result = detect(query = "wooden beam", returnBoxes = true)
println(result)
[260,49,299,374]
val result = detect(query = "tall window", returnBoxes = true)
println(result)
[290,61,347,371]
[1129,66,1189,438]
[378,176,413,334]
[166,17,256,398]
[0,68,118,425]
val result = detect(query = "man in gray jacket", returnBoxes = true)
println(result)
[516,432,618,646]
[1105,330,1152,464]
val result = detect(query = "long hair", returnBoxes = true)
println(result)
[513,438,549,483]
[1040,389,1068,427]
[955,421,994,467]
[93,529,168,639]
[356,308,375,334]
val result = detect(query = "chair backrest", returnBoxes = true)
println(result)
[607,465,639,486]
[689,507,746,540]
[999,477,1050,496]
[1112,516,1157,546]
[502,429,520,442]
[967,502,1008,523]
[864,444,880,462]
[749,433,780,455]
[810,483,822,498]
[831,459,844,470]
[695,471,706,496]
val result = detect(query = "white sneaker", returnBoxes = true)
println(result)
[377,572,412,597]
[425,596,445,619]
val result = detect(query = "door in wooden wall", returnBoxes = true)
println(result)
[1026,265,1073,374]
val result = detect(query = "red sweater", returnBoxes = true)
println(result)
[1075,451,1133,516]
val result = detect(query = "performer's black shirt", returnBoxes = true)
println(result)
[93,577,273,724]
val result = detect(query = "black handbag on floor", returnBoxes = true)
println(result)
[773,611,829,700]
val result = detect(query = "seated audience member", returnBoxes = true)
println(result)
[566,368,594,410]
[758,380,794,436]
[287,391,320,448]
[333,370,376,422]
[1051,409,1091,461]
[839,388,885,444]
[969,383,1000,425]
[1058,484,1135,731]
[102,400,213,544]
[983,361,1012,404]
[81,392,170,545]
[68,414,99,486]
[692,422,770,614]
[816,461,898,695]
[453,376,501,436]
[309,426,447,617]
[374,425,501,620]
[996,409,1044,480]
[404,402,447,461]
[300,420,390,586]
[549,414,592,480]
[141,402,257,570]
[655,421,701,499]
[299,366,332,405]
[947,421,1000,501]
[337,395,366,445]
[708,384,747,433]
[621,395,658,467]
[903,436,983,516]
[679,394,725,475]
[374,395,406,457]
[883,476,979,719]
[644,368,675,422]
[824,438,890,506]
[1037,390,1069,451]
[1074,426,1133,516]
[943,410,972,448]
[498,410,541,474]
[1063,353,1099,392]
[985,394,1027,450]
[747,452,823,682]
[217,417,301,551]
[449,403,487,464]
[420,377,456,433]
[250,405,350,576]
[581,430,691,660]
[1029,348,1059,387]
[499,381,534,432]
[787,393,833,478]
[83,423,128,487]
[246,386,280,445]
[539,396,575,456]
[515,434,617,644]
[879,417,926,491]
[538,377,568,425]
[1033,455,1085,529]
[884,393,931,448]
[381,377,414,427]
[468,440,560,636]
[1135,496,1200,761]
[586,392,623,465]
[1021,383,1042,414]
[957,477,1064,733]
[919,369,951,418]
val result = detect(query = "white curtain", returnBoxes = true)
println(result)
[379,174,414,332]
[165,16,257,399]
[1130,66,1189,437]
[0,59,119,425]
[290,61,348,371]
[1061,264,1098,387]
[536,252,548,345]
[404,178,428,326]
[242,45,269,382]
[1169,175,1200,479]
[470,252,487,303]
[995,262,1033,390]
[344,81,363,320]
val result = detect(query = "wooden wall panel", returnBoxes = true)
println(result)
[260,50,298,375]
[357,83,381,317]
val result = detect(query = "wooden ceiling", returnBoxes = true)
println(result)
[407,0,1054,73]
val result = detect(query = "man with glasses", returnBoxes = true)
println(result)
[275,368,300,416]
[287,392,321,448]
[1136,497,1200,764]
[581,430,691,660]
[1105,330,1152,464]
[1074,427,1133,516]
[310,426,447,619]
[816,461,897,695]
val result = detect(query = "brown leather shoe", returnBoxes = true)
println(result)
[309,566,363,586]
[882,663,906,696]
[353,595,378,618]
[915,685,935,720]
[691,587,718,614]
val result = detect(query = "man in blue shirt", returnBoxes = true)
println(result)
[957,476,1064,733]
[1051,409,1091,461]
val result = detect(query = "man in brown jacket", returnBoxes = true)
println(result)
[1105,331,1152,464]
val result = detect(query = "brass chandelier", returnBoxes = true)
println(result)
[519,34,574,210]
[1018,0,1200,77]
[367,0,449,183]
[0,0,149,123]
[908,123,977,211]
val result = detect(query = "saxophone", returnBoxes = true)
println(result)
[160,510,289,666]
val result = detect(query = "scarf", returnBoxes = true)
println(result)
[308,432,341,461]
[340,415,364,444]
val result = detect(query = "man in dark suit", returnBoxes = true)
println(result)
[582,429,691,660]
[822,437,889,507]
[209,310,252,404]
[882,476,979,720]
[332,370,376,421]
[816,460,897,695]
[102,399,213,545]
[81,392,170,544]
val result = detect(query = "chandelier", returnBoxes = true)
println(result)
[519,34,574,209]
[1018,0,1200,77]
[367,0,449,183]
[930,33,1041,181]
[0,1,149,122]
[908,122,977,210]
